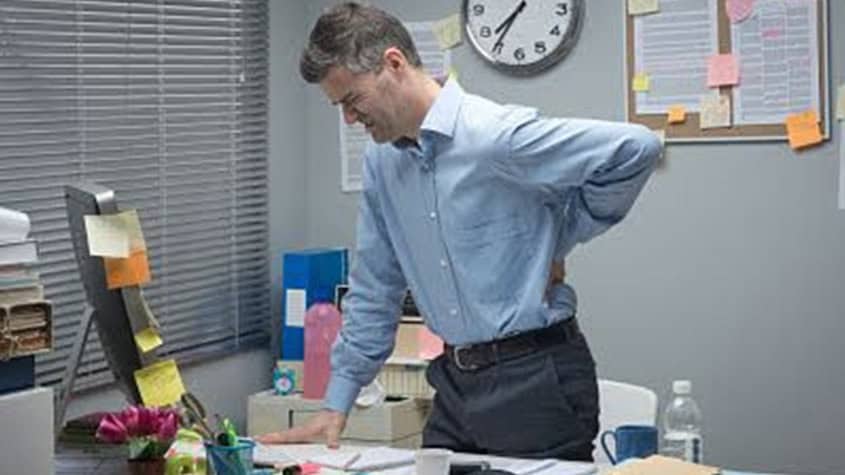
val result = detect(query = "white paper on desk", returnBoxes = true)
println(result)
[308,446,415,471]
[633,0,719,114]
[499,459,596,475]
[731,0,819,125]
[0,206,30,242]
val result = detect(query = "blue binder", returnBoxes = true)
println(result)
[281,248,348,360]
[0,355,34,396]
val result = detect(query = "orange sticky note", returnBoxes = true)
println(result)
[707,54,739,88]
[785,110,822,150]
[667,105,686,124]
[633,73,650,92]
[104,249,151,289]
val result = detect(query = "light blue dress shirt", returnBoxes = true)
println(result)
[324,79,662,413]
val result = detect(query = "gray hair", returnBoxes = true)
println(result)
[300,2,423,83]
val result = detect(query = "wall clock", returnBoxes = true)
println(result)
[462,0,585,76]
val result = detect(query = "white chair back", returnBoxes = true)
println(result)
[593,379,658,464]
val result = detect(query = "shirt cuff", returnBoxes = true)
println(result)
[322,374,361,414]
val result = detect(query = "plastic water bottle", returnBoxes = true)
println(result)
[303,296,342,400]
[661,380,704,463]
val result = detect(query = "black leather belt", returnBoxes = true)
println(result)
[444,317,581,371]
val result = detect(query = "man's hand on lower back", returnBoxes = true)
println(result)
[254,409,348,448]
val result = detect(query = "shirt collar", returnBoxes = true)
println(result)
[418,78,463,139]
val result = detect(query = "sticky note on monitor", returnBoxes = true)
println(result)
[432,13,462,50]
[707,54,739,88]
[633,73,650,92]
[105,249,152,289]
[628,0,659,16]
[785,110,822,150]
[134,359,186,407]
[84,214,130,258]
[667,105,686,124]
[134,327,163,353]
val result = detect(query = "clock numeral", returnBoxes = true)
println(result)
[534,41,547,54]
[556,3,568,15]
[514,47,525,61]
[472,4,485,16]
[492,42,503,55]
[550,24,561,36]
[480,26,492,38]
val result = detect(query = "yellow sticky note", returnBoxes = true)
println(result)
[700,94,732,129]
[785,110,823,150]
[667,105,686,124]
[105,249,152,289]
[432,13,462,50]
[628,0,659,16]
[134,327,163,353]
[134,359,186,407]
[633,73,650,92]
[837,83,844,120]
[119,210,147,253]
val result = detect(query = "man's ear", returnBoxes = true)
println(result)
[382,47,407,73]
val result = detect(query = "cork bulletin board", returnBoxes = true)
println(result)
[624,0,830,142]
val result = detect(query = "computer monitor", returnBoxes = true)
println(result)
[63,183,151,405]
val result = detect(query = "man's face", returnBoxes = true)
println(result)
[320,65,403,143]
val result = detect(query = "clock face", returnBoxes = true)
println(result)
[463,0,584,75]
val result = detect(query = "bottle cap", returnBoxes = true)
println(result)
[673,380,691,395]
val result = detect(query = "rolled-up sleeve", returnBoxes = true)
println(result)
[492,110,662,255]
[323,150,406,414]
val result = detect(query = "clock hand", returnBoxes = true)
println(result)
[494,0,527,34]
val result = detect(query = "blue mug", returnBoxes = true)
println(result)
[600,424,658,465]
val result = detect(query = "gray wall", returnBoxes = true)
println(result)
[296,1,845,474]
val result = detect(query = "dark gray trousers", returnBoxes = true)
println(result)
[422,328,599,461]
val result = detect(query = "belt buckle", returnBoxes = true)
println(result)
[452,345,479,371]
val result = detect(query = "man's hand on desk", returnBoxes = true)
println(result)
[254,409,347,448]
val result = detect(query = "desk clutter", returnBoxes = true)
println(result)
[0,206,52,367]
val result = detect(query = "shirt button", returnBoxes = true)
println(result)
[439,259,448,268]
[449,308,458,316]
[429,211,437,220]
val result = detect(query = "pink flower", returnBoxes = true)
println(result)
[121,406,141,437]
[156,412,179,441]
[96,413,128,444]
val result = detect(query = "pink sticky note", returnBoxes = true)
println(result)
[726,0,754,23]
[417,326,443,360]
[707,54,739,88]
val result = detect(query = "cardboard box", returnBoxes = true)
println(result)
[247,390,431,448]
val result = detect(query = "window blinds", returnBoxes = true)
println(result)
[0,0,270,390]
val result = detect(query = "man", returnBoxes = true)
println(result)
[257,2,661,461]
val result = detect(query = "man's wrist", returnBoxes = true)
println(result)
[322,375,360,414]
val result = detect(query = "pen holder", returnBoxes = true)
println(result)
[204,438,255,475]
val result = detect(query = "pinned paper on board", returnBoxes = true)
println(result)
[837,83,844,121]
[84,210,147,258]
[667,105,687,124]
[699,94,732,129]
[785,110,822,150]
[628,0,659,16]
[432,13,462,50]
[707,54,739,88]
[134,359,186,407]
[105,249,152,289]
[726,0,754,24]
[134,327,163,353]
[632,73,650,92]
